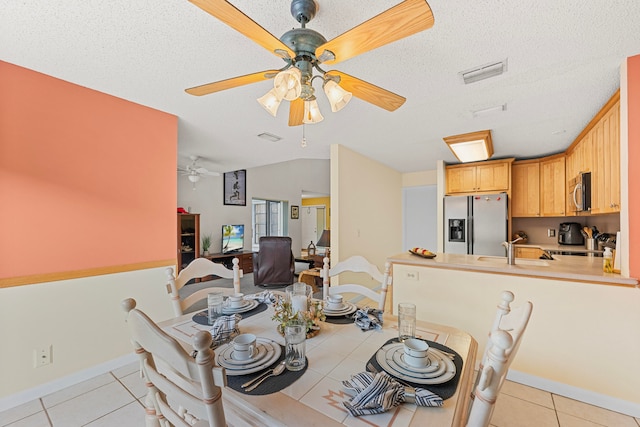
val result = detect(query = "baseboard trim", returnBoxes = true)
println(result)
[507,369,640,418]
[0,353,137,413]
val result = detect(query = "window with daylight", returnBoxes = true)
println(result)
[252,199,288,246]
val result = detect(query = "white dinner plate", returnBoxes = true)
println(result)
[323,301,357,316]
[217,342,268,366]
[222,299,258,314]
[216,338,281,375]
[376,343,456,385]
[388,347,447,378]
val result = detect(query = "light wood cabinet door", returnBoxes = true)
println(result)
[446,166,477,193]
[515,247,543,259]
[476,162,510,192]
[540,156,565,216]
[591,102,621,214]
[446,159,512,194]
[511,161,540,217]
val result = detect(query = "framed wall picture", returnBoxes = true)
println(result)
[223,169,246,206]
[291,205,299,219]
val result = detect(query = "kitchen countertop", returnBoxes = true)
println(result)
[514,243,603,254]
[387,252,637,287]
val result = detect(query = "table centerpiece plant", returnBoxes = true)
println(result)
[272,294,325,339]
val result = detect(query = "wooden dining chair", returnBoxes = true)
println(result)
[466,290,533,427]
[121,298,227,427]
[321,255,392,311]
[166,257,242,317]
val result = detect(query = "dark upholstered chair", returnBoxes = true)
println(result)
[253,236,295,287]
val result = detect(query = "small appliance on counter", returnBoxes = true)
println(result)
[558,222,584,245]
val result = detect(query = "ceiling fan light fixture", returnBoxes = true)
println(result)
[323,80,352,112]
[274,67,302,101]
[257,89,283,117]
[303,97,324,124]
[443,130,494,163]
[188,173,201,183]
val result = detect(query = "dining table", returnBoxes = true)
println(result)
[159,299,478,427]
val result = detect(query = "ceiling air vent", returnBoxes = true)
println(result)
[257,132,282,142]
[460,59,507,84]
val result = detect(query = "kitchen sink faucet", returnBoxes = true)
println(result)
[502,237,524,265]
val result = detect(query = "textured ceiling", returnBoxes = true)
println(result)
[3,1,640,175]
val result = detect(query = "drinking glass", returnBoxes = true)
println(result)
[398,303,416,342]
[207,291,224,325]
[284,319,306,371]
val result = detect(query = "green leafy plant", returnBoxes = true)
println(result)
[201,233,212,253]
[272,295,325,337]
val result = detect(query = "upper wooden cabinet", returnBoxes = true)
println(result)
[539,155,566,216]
[565,92,620,215]
[511,160,540,217]
[446,158,513,194]
[591,100,621,214]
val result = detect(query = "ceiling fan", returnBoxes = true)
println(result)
[185,0,435,126]
[178,156,220,189]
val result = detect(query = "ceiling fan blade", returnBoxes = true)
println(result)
[288,98,304,127]
[186,69,280,96]
[315,0,434,65]
[188,0,295,59]
[326,71,406,111]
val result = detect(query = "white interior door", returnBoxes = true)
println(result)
[301,206,318,250]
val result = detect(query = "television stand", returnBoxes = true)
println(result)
[203,251,255,274]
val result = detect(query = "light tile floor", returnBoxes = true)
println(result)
[2,362,638,427]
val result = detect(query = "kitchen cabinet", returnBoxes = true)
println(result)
[178,213,200,273]
[445,158,513,194]
[515,247,543,259]
[539,155,565,216]
[591,100,620,214]
[511,160,540,217]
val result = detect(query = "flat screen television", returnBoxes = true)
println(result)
[221,224,244,254]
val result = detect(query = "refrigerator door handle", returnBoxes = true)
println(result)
[467,216,473,254]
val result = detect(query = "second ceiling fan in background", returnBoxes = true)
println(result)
[185,0,435,125]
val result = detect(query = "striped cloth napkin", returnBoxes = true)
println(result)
[243,290,276,304]
[354,307,383,331]
[342,372,443,416]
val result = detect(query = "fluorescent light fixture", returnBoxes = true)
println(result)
[460,59,507,84]
[443,130,494,163]
[257,132,282,142]
[323,80,352,112]
[472,104,506,118]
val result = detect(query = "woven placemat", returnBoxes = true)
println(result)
[192,302,268,325]
[366,338,463,400]
[225,346,308,396]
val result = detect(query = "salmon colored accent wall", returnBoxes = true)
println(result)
[0,61,177,279]
[628,55,640,278]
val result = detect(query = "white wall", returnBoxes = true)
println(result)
[331,144,403,277]
[0,268,173,405]
[402,186,437,251]
[178,159,330,255]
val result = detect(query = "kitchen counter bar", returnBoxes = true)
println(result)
[387,252,637,286]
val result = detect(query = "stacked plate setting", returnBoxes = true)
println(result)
[222,299,259,315]
[376,342,456,385]
[216,337,282,376]
[323,300,358,317]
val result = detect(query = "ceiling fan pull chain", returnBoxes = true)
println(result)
[301,124,307,148]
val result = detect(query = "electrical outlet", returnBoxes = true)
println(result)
[34,345,52,368]
[548,228,556,237]
[404,271,419,281]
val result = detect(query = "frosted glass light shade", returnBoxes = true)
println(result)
[303,98,324,124]
[274,68,302,101]
[257,89,283,117]
[323,80,352,112]
[443,130,494,163]
[188,174,200,183]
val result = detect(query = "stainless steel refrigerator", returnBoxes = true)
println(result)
[444,193,508,256]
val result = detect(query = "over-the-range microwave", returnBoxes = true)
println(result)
[568,172,591,213]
